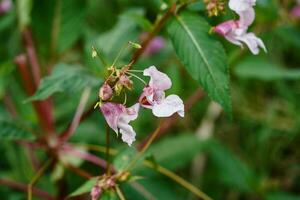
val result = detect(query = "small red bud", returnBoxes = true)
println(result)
[99,83,113,101]
[91,185,102,200]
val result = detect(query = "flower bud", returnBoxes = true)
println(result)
[119,75,133,90]
[99,83,113,101]
[90,185,102,200]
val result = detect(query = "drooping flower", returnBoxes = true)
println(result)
[213,0,266,55]
[139,66,184,117]
[0,0,11,15]
[100,103,139,146]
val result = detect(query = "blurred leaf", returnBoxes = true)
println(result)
[26,63,101,101]
[148,134,205,170]
[0,120,34,141]
[101,190,118,200]
[57,0,87,53]
[235,57,300,80]
[68,177,97,197]
[275,26,300,49]
[265,191,300,200]
[168,12,231,115]
[207,139,257,192]
[0,61,14,98]
[113,148,138,172]
[95,9,142,61]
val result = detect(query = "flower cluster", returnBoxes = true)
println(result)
[213,0,266,55]
[97,65,184,146]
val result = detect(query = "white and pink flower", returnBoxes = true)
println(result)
[139,66,184,118]
[213,0,266,55]
[100,103,139,146]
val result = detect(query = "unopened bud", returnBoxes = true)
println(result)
[99,83,113,101]
[128,41,142,49]
[114,82,123,96]
[119,75,133,90]
[91,185,102,200]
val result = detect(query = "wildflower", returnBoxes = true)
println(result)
[140,33,165,56]
[100,103,139,146]
[0,0,11,15]
[291,0,300,18]
[99,83,113,101]
[91,185,102,200]
[213,0,266,55]
[139,66,184,117]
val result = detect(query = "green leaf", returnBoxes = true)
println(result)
[68,177,97,197]
[148,134,205,170]
[206,139,257,192]
[26,63,101,101]
[0,120,34,141]
[168,12,231,114]
[57,0,86,53]
[113,148,141,172]
[0,61,14,99]
[95,9,142,61]
[266,191,300,200]
[235,56,300,80]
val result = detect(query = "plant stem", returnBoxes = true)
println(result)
[112,42,129,67]
[116,185,126,200]
[92,46,109,67]
[28,159,53,200]
[0,178,54,200]
[122,125,161,172]
[126,72,147,85]
[144,160,212,200]
[106,124,111,175]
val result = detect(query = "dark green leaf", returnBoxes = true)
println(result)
[168,12,231,114]
[0,120,34,141]
[68,177,97,197]
[26,63,101,101]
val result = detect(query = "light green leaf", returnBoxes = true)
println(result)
[168,12,231,114]
[148,134,205,170]
[26,63,101,101]
[235,57,300,80]
[95,9,142,61]
[0,120,34,141]
[68,177,97,197]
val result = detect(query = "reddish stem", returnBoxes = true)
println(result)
[14,54,55,133]
[0,178,54,200]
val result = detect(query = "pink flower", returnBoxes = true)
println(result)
[139,66,184,117]
[0,0,11,15]
[99,83,113,101]
[140,33,165,56]
[91,185,102,200]
[100,103,139,146]
[291,0,300,18]
[213,0,266,55]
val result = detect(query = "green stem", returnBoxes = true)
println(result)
[122,125,161,172]
[105,125,111,176]
[112,43,129,67]
[144,160,212,200]
[92,46,108,67]
[126,72,147,85]
[28,159,53,200]
[116,185,126,200]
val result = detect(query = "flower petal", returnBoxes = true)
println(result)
[143,66,172,91]
[100,103,124,133]
[236,32,267,55]
[229,0,256,12]
[238,8,255,27]
[118,121,136,146]
[152,94,184,117]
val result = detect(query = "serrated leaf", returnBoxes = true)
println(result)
[235,57,300,80]
[68,177,97,197]
[0,120,34,141]
[168,12,231,114]
[26,63,101,101]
